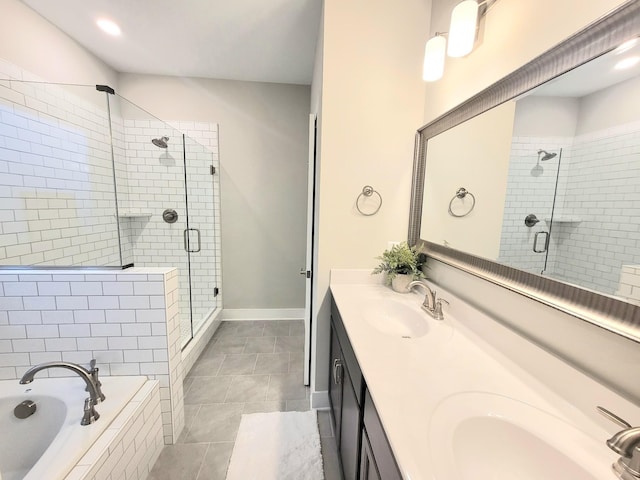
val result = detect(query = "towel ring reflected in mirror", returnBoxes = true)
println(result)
[448,187,476,217]
[356,185,383,216]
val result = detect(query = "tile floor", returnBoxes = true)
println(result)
[148,320,341,480]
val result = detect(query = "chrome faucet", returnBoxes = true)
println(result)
[598,406,640,479]
[408,280,449,320]
[20,360,105,425]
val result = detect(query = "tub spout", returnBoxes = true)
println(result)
[19,361,103,425]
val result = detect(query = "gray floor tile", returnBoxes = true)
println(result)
[285,398,311,411]
[262,321,291,337]
[274,335,304,353]
[219,354,257,375]
[212,322,239,338]
[150,326,327,480]
[321,436,342,480]
[184,403,244,443]
[235,321,265,337]
[183,376,195,394]
[243,336,276,353]
[208,336,247,354]
[225,374,270,403]
[254,353,290,374]
[243,400,287,414]
[184,376,232,405]
[187,354,225,377]
[197,442,234,480]
[184,404,201,431]
[289,320,305,336]
[147,443,208,480]
[266,373,309,401]
[317,410,334,438]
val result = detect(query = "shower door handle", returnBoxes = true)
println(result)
[533,231,549,253]
[183,228,201,253]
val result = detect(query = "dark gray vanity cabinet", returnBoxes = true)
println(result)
[362,390,402,480]
[330,299,365,479]
[330,298,402,480]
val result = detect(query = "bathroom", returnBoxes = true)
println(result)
[1,0,640,479]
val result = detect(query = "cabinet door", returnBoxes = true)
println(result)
[363,391,402,480]
[360,430,381,480]
[340,366,361,480]
[328,322,343,447]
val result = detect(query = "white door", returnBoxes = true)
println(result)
[303,114,316,385]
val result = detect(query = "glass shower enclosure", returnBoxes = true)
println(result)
[0,79,221,348]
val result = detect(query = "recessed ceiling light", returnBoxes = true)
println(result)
[614,56,640,70]
[614,38,639,55]
[96,18,121,36]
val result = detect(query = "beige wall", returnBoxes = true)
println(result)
[311,0,431,396]
[422,101,515,259]
[0,0,118,87]
[118,75,311,309]
[423,1,628,123]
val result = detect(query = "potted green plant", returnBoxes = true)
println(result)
[372,242,426,293]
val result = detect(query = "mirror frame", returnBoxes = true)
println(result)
[408,0,640,343]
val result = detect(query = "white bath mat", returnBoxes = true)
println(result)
[226,410,325,480]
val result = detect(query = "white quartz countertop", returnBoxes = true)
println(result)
[329,270,630,480]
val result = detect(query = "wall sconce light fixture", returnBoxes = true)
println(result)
[447,0,479,57]
[423,0,495,82]
[423,33,447,81]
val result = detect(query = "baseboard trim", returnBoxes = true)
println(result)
[222,308,304,321]
[311,390,330,410]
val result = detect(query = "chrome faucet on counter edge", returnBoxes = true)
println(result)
[408,280,449,320]
[598,406,640,479]
[20,360,105,425]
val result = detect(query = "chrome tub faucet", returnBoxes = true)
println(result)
[20,359,105,425]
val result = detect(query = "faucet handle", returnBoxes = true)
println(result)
[433,298,449,320]
[598,406,632,429]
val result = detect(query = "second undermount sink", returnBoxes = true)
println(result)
[362,299,429,338]
[428,392,613,480]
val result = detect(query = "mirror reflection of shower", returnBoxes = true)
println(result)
[530,149,557,176]
[152,136,169,148]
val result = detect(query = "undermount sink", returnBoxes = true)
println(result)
[428,392,613,480]
[362,299,428,338]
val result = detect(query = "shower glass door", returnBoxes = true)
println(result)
[499,145,564,275]
[183,135,218,341]
[109,94,219,348]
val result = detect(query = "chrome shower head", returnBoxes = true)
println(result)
[152,136,169,148]
[538,149,557,161]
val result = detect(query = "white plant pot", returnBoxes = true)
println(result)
[391,274,413,293]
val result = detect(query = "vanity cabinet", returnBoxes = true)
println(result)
[330,298,402,480]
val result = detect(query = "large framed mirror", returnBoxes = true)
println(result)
[409,0,640,342]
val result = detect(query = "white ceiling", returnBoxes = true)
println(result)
[532,39,640,98]
[21,0,322,85]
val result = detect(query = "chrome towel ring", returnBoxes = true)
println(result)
[356,185,382,216]
[448,187,475,217]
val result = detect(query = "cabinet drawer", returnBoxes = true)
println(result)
[331,298,364,405]
[363,390,402,480]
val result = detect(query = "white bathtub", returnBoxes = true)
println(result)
[0,376,147,480]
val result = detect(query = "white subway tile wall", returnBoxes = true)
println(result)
[498,137,571,273]
[0,268,184,444]
[0,68,122,266]
[499,120,640,295]
[0,60,223,349]
[616,265,640,306]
